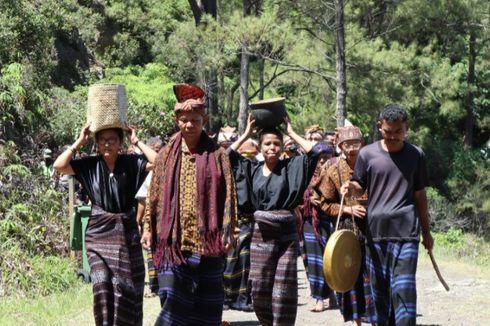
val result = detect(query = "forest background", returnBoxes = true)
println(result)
[0,0,489,299]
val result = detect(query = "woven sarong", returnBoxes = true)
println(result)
[337,244,377,322]
[302,217,332,300]
[147,250,159,294]
[366,241,419,326]
[249,210,298,326]
[86,206,145,326]
[155,252,224,326]
[223,218,253,310]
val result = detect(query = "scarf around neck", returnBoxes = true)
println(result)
[151,131,237,267]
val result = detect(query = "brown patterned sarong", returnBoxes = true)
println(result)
[249,210,298,326]
[86,206,145,326]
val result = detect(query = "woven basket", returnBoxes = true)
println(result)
[87,84,128,133]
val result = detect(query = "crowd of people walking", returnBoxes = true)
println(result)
[53,83,434,326]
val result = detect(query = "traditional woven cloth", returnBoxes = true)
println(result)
[155,252,224,326]
[86,205,145,326]
[335,125,362,145]
[302,217,332,300]
[336,245,377,323]
[249,210,298,326]
[87,84,128,133]
[173,83,206,115]
[150,131,237,268]
[366,241,418,326]
[179,141,202,253]
[316,157,375,322]
[223,216,253,310]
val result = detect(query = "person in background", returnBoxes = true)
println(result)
[305,124,325,145]
[298,141,335,313]
[282,135,300,158]
[53,122,156,326]
[316,126,376,325]
[342,104,434,326]
[141,83,238,326]
[134,136,164,300]
[223,138,259,312]
[217,126,239,149]
[135,136,163,230]
[228,112,319,326]
[324,130,336,147]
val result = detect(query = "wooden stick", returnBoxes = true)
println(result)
[428,250,450,291]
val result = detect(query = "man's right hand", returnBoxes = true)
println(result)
[140,231,152,250]
[340,182,351,196]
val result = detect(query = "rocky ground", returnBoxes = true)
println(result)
[70,254,489,325]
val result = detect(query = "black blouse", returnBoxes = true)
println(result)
[70,154,148,213]
[228,148,319,211]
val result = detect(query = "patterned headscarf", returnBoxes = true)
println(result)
[336,126,362,145]
[173,83,206,116]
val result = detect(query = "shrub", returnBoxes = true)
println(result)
[0,141,76,297]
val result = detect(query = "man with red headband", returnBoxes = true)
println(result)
[141,83,238,326]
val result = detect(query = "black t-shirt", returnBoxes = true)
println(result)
[71,154,148,213]
[228,149,319,211]
[351,141,428,241]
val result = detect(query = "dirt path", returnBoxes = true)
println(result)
[73,256,489,325]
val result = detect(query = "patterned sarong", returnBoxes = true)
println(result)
[249,210,298,326]
[302,217,332,300]
[86,206,145,326]
[155,252,224,326]
[147,250,159,294]
[223,218,253,310]
[366,241,419,326]
[337,244,377,323]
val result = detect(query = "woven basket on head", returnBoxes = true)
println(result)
[87,84,128,133]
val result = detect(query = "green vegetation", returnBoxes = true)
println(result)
[0,283,93,325]
[432,229,490,267]
[0,0,489,300]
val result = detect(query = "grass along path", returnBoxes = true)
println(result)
[0,283,92,326]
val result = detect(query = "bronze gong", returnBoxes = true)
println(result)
[323,229,362,293]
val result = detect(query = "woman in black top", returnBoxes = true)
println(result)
[228,114,319,326]
[54,122,156,326]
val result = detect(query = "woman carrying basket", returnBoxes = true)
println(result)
[54,85,157,326]
[228,110,319,326]
[315,125,376,325]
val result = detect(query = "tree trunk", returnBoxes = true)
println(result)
[335,0,346,128]
[207,71,220,133]
[258,58,265,100]
[187,0,219,132]
[238,45,250,134]
[188,0,217,25]
[227,81,240,123]
[464,31,476,149]
[238,0,261,133]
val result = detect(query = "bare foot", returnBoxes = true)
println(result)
[310,299,325,312]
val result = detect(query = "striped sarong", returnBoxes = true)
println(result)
[86,206,145,326]
[337,244,377,323]
[223,218,253,310]
[366,241,419,326]
[249,210,298,326]
[147,250,159,294]
[155,252,224,326]
[302,217,332,300]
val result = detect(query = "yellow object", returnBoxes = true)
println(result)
[323,229,362,292]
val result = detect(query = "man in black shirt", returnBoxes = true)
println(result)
[342,104,434,326]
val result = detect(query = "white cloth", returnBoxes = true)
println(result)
[135,171,152,200]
